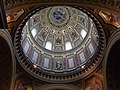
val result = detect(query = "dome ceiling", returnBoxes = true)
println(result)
[21,6,98,71]
[14,6,105,82]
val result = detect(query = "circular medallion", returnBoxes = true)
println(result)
[48,6,70,27]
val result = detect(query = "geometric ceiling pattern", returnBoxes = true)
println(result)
[14,6,105,82]
[21,6,99,72]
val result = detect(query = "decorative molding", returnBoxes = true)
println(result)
[35,84,80,90]
[14,6,106,83]
[15,76,33,90]
[86,75,103,90]
[6,9,24,23]
[99,10,120,28]
[4,0,120,14]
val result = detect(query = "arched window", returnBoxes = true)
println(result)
[81,29,87,38]
[88,43,94,54]
[31,28,37,37]
[23,41,30,53]
[43,58,50,68]
[79,52,86,63]
[45,41,52,50]
[32,51,38,63]
[68,58,74,68]
[65,42,72,50]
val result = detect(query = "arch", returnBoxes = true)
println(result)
[4,0,120,15]
[0,29,15,90]
[107,39,120,90]
[103,30,120,90]
[38,84,80,90]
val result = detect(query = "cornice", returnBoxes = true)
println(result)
[4,0,120,15]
